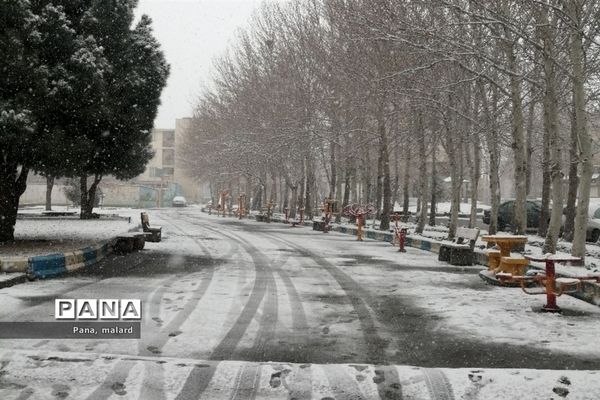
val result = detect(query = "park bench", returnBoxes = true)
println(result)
[141,212,162,242]
[438,227,480,266]
[42,211,78,217]
[114,232,146,254]
[313,220,326,231]
[291,216,306,227]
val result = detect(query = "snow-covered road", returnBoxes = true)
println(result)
[0,208,599,399]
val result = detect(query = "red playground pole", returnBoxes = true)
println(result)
[543,259,559,312]
[398,228,407,252]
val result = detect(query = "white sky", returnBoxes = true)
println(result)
[135,0,273,129]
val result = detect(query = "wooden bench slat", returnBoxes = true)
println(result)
[438,227,480,266]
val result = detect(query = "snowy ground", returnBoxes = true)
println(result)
[0,207,153,257]
[0,208,599,398]
[344,216,600,273]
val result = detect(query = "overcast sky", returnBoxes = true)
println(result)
[135,0,272,129]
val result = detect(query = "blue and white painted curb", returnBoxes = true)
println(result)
[27,242,113,279]
[0,224,143,281]
[0,242,113,280]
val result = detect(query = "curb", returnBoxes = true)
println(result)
[27,242,113,279]
[0,273,28,289]
[0,241,115,280]
[0,256,30,273]
[0,225,142,280]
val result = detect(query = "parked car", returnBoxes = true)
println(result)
[482,200,545,232]
[585,202,600,242]
[483,200,600,242]
[172,196,187,207]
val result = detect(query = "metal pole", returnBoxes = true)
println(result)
[399,228,407,252]
[357,214,363,241]
[543,259,560,312]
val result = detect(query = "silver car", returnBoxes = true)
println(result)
[172,196,187,207]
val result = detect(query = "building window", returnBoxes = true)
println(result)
[150,167,161,178]
[162,167,174,177]
[163,131,175,148]
[162,149,175,166]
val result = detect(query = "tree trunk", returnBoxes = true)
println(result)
[363,159,371,204]
[446,127,461,240]
[305,156,314,219]
[0,164,29,242]
[298,163,306,212]
[375,147,383,217]
[525,96,536,196]
[499,2,527,235]
[343,160,352,209]
[335,159,343,223]
[289,182,298,219]
[392,145,400,210]
[270,172,277,205]
[563,105,579,241]
[45,176,55,211]
[568,1,592,261]
[283,178,289,211]
[329,139,337,199]
[505,38,528,234]
[483,83,501,235]
[469,135,481,228]
[403,147,411,217]
[80,176,88,218]
[262,172,268,208]
[537,5,563,253]
[245,178,252,211]
[380,121,392,231]
[251,181,260,210]
[538,118,551,237]
[429,145,437,226]
[80,174,102,219]
[416,113,428,234]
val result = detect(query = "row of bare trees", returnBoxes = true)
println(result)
[183,0,600,261]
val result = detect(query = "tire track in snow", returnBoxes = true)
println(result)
[88,216,221,400]
[423,368,455,400]
[133,217,224,400]
[84,360,136,400]
[374,365,403,400]
[262,232,387,364]
[196,219,311,362]
[322,364,366,400]
[272,262,311,359]
[201,225,275,361]
[192,218,310,351]
[173,218,278,400]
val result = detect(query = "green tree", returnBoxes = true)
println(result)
[0,1,106,241]
[73,3,169,218]
[0,0,168,239]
